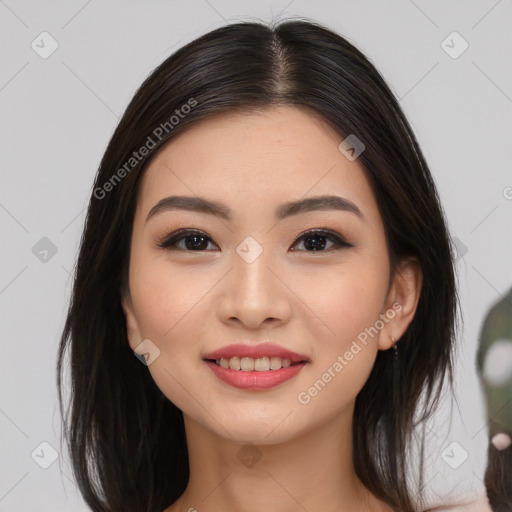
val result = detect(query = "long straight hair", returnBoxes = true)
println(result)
[58,18,459,511]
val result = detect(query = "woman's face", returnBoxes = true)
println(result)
[122,105,415,443]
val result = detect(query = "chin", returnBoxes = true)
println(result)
[213,421,299,446]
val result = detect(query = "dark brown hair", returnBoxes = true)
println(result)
[58,18,460,511]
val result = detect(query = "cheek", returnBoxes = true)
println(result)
[307,259,388,341]
[128,257,211,410]
[129,255,212,349]
[295,283,382,416]
[299,258,388,394]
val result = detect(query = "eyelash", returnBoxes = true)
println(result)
[157,228,353,253]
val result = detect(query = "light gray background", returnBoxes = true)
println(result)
[1,1,511,510]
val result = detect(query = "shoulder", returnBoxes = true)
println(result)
[424,495,493,511]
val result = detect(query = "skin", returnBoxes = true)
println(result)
[122,105,423,512]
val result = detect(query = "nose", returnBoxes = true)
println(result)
[217,249,292,330]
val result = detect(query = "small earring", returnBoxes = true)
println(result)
[392,335,398,359]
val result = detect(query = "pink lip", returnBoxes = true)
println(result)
[204,360,308,390]
[202,342,309,363]
[202,342,310,391]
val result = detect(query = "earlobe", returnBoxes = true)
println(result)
[121,291,142,351]
[377,257,423,351]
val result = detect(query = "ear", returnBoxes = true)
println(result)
[121,288,143,352]
[377,257,423,351]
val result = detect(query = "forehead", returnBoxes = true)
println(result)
[137,106,380,226]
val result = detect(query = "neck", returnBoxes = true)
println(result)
[169,402,388,512]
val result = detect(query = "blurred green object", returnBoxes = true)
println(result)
[477,286,512,433]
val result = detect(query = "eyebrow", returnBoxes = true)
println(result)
[145,194,364,223]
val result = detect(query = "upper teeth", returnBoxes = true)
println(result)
[215,356,293,371]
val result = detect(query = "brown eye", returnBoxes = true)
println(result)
[290,229,353,252]
[158,229,217,251]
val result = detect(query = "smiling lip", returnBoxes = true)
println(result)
[202,342,309,363]
[202,342,310,391]
[204,361,307,390]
